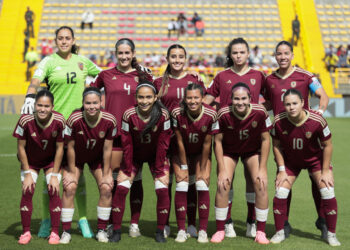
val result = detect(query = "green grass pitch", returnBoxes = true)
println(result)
[0,114,349,249]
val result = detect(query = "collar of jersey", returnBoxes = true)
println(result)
[287,109,309,127]
[230,104,252,120]
[274,66,296,80]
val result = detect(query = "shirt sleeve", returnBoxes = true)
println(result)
[105,120,117,140]
[64,115,75,141]
[121,116,134,177]
[260,108,272,132]
[308,75,322,94]
[85,57,102,77]
[209,113,220,135]
[206,74,220,98]
[317,118,332,142]
[13,116,27,140]
[155,115,172,178]
[32,56,51,82]
[56,121,65,142]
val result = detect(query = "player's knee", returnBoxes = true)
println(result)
[176,181,189,192]
[275,187,290,199]
[320,187,335,199]
[99,183,112,196]
[196,180,209,191]
[64,182,78,196]
[155,180,167,190]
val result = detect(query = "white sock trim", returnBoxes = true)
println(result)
[320,187,335,199]
[176,181,189,192]
[119,180,131,189]
[155,180,167,189]
[97,206,111,221]
[61,208,74,222]
[246,192,256,203]
[196,180,209,191]
[46,173,62,184]
[215,207,228,221]
[21,170,38,183]
[275,187,290,199]
[255,207,269,222]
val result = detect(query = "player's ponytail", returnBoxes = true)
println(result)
[180,83,204,115]
[55,26,78,54]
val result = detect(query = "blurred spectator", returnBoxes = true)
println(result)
[25,7,35,38]
[266,52,279,68]
[198,52,207,66]
[324,53,339,72]
[106,57,116,68]
[195,19,205,36]
[89,54,97,64]
[167,19,179,38]
[160,54,167,65]
[177,13,187,37]
[81,10,94,30]
[188,54,198,67]
[144,53,152,67]
[191,12,201,26]
[325,44,336,56]
[336,45,343,57]
[291,15,300,46]
[214,53,224,67]
[207,54,215,67]
[337,47,349,68]
[40,39,53,59]
[249,46,263,67]
[23,30,30,62]
[151,52,160,67]
[25,47,39,80]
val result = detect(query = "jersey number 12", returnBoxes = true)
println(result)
[66,72,77,84]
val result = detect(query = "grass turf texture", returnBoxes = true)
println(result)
[0,114,349,250]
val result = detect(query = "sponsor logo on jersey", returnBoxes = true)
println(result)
[152,125,158,132]
[282,130,288,135]
[181,124,187,129]
[250,79,256,85]
[112,207,121,212]
[177,206,185,212]
[99,131,105,138]
[78,131,84,135]
[199,204,207,210]
[226,80,232,84]
[78,62,84,71]
[54,66,62,71]
[201,126,207,132]
[327,210,337,215]
[112,76,117,80]
[134,76,139,83]
[52,130,57,137]
[291,81,296,88]
[273,209,281,215]
[271,84,275,89]
[133,126,138,131]
[52,206,61,212]
[305,131,312,139]
[252,121,257,128]
[20,206,29,211]
[31,132,36,137]
[160,209,168,214]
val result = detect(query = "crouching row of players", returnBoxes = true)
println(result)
[13,81,340,246]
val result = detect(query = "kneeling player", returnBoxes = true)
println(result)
[270,89,340,246]
[60,87,117,244]
[211,83,271,244]
[14,90,64,245]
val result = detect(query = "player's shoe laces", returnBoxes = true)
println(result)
[78,218,94,238]
[18,231,31,245]
[210,230,225,243]
[224,222,236,238]
[246,222,257,238]
[48,232,60,245]
[129,223,141,238]
[327,231,341,246]
[187,225,198,237]
[164,225,170,238]
[175,230,188,243]
[96,229,109,243]
[109,229,121,243]
[254,231,270,244]
[284,221,292,238]
[270,229,285,244]
[156,228,166,243]
[59,231,71,244]
[106,224,113,238]
[197,230,209,243]
[38,218,51,238]
[315,217,328,240]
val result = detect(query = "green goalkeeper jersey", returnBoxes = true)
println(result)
[33,53,101,119]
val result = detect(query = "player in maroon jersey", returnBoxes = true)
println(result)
[263,41,329,239]
[13,90,64,245]
[204,38,266,238]
[110,82,171,243]
[211,83,271,244]
[171,83,218,243]
[154,44,206,238]
[92,38,153,237]
[270,89,340,246]
[60,87,117,244]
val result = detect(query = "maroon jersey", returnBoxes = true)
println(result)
[121,106,172,177]
[154,73,206,111]
[263,67,318,115]
[217,104,272,154]
[272,110,331,167]
[171,104,219,155]
[65,110,117,165]
[13,111,65,168]
[207,67,265,105]
[91,68,153,126]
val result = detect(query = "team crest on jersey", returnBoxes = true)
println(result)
[112,76,117,80]
[252,121,258,128]
[153,125,158,132]
[78,62,84,71]
[181,124,187,129]
[134,76,139,83]
[305,131,312,139]
[99,131,105,138]
[201,126,207,132]
[282,130,288,135]
[78,131,84,135]
[226,80,232,84]
[250,79,256,85]
[52,131,57,138]
[291,81,296,88]
[133,126,138,131]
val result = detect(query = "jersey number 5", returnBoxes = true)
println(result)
[66,72,77,84]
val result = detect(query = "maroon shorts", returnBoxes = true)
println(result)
[286,161,333,177]
[112,136,123,151]
[223,151,260,162]
[76,158,103,171]
[122,158,170,177]
[28,162,54,171]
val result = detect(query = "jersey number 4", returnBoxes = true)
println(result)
[66,72,77,84]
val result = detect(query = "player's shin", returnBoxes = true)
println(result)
[155,180,170,231]
[112,180,131,230]
[20,188,35,233]
[273,187,290,231]
[320,187,337,233]
[48,188,62,235]
[130,170,143,225]
[187,175,197,227]
[175,181,188,231]
[196,180,210,231]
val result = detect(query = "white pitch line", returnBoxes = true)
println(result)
[0,154,16,157]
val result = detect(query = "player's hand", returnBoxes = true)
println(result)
[22,173,35,194]
[101,175,114,190]
[21,96,35,114]
[217,172,230,192]
[156,174,169,187]
[256,170,268,191]
[176,168,188,182]
[188,70,202,81]
[48,176,60,195]
[319,170,334,189]
[275,171,289,189]
[63,172,77,189]
[139,65,152,74]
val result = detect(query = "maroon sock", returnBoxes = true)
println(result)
[247,202,256,222]
[286,190,292,220]
[48,189,62,234]
[216,220,225,231]
[273,197,287,231]
[62,221,71,231]
[323,197,338,233]
[257,221,266,232]
[198,190,210,231]
[109,180,117,225]
[112,185,130,230]
[187,184,197,226]
[156,188,170,231]
[165,182,172,226]
[175,191,187,231]
[311,177,324,218]
[20,188,34,233]
[130,180,143,225]
[226,201,232,221]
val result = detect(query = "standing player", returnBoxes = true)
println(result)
[154,44,206,238]
[20,26,101,238]
[60,87,117,243]
[211,83,271,244]
[91,38,153,238]
[14,90,64,245]
[263,41,329,239]
[171,84,218,243]
[203,38,266,238]
[270,89,340,246]
[110,82,172,243]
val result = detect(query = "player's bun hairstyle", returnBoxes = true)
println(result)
[181,83,204,115]
[55,26,78,54]
[230,82,251,99]
[158,44,187,97]
[35,89,54,105]
[115,38,149,83]
[135,81,169,137]
[283,88,303,103]
[225,37,249,68]
[275,40,293,53]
